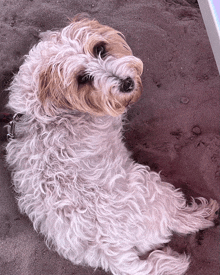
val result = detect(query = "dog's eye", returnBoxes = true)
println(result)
[93,42,107,59]
[77,74,93,85]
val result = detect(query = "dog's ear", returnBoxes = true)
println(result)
[38,65,72,115]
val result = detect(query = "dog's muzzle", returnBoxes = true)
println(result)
[119,77,134,93]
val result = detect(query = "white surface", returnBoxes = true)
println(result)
[198,0,220,74]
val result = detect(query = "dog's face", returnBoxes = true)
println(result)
[38,16,143,116]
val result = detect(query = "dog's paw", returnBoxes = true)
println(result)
[206,199,219,224]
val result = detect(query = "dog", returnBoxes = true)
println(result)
[6,15,219,275]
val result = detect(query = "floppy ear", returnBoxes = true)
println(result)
[38,65,72,115]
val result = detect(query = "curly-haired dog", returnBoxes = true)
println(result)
[6,16,219,275]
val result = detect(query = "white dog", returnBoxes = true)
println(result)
[6,16,219,275]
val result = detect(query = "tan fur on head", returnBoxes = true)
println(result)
[39,64,142,117]
[38,16,143,117]
[70,16,133,58]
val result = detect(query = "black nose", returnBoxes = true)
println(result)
[120,77,134,93]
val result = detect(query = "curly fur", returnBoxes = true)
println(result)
[6,16,219,275]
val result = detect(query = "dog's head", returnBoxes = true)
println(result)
[31,16,143,116]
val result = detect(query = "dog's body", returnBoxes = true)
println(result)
[6,16,219,275]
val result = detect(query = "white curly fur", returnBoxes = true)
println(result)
[6,16,219,275]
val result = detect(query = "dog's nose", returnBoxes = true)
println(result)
[120,77,134,93]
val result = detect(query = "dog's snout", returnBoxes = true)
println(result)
[120,77,134,93]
